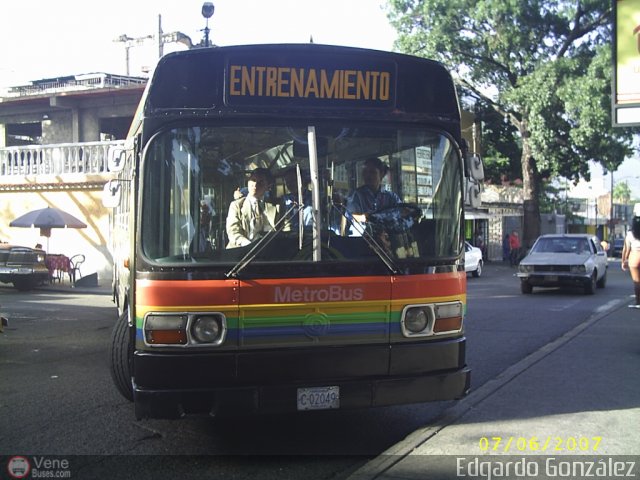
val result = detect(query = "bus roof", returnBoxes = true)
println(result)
[132,44,461,139]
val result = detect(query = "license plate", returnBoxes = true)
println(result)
[297,386,340,411]
[545,275,558,282]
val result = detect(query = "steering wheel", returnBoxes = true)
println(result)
[367,203,422,222]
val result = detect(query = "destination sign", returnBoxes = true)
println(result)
[225,54,396,109]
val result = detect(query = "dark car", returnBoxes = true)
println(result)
[0,244,50,291]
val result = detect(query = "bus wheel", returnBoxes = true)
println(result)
[109,308,134,401]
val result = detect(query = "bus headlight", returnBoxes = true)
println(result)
[191,315,224,344]
[401,306,433,337]
[400,301,463,338]
[143,312,227,347]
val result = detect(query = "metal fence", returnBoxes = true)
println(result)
[0,141,124,176]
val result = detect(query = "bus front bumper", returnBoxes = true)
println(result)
[132,339,470,419]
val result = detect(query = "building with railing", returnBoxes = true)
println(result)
[1,141,120,177]
[0,74,144,287]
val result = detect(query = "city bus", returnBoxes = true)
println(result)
[105,44,484,419]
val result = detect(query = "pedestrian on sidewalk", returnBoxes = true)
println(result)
[621,209,640,308]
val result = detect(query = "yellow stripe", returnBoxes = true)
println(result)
[136,304,237,316]
[136,294,466,317]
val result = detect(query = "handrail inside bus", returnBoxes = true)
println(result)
[307,127,322,262]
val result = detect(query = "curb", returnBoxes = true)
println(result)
[347,296,629,480]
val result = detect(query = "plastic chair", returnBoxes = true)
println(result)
[68,254,85,284]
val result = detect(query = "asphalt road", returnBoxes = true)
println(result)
[0,260,630,479]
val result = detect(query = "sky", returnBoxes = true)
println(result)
[0,0,396,87]
[569,159,640,201]
[1,0,638,199]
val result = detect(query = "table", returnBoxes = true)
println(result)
[45,254,70,283]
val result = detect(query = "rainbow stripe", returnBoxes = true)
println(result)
[135,272,466,349]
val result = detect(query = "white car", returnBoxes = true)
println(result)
[464,241,483,278]
[517,234,608,295]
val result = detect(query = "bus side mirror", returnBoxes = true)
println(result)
[466,153,484,182]
[108,146,126,173]
[102,180,122,208]
[466,181,482,208]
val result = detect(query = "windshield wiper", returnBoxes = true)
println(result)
[225,203,297,278]
[331,203,400,275]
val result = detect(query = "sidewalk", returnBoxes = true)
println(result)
[36,279,111,296]
[350,293,640,479]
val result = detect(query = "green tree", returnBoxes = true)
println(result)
[387,0,635,247]
[613,181,631,204]
[473,101,521,184]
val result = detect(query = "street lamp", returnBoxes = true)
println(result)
[201,2,215,47]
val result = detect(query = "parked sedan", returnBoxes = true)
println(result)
[517,234,607,295]
[0,244,49,291]
[464,241,483,278]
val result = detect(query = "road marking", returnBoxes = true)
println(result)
[548,299,580,311]
[595,299,622,314]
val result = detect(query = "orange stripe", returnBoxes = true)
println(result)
[136,278,239,307]
[392,272,465,299]
[136,272,465,308]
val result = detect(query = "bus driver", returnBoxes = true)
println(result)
[346,157,401,225]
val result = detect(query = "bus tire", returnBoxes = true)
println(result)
[109,308,134,402]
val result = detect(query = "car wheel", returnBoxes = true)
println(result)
[584,272,597,295]
[109,307,135,402]
[521,281,533,294]
[596,270,607,288]
[472,260,483,278]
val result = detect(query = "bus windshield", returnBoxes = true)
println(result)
[141,123,462,267]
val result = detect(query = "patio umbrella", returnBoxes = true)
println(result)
[10,206,87,252]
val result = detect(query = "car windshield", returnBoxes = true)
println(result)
[140,124,463,267]
[532,238,591,254]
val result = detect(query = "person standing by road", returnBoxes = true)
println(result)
[509,230,521,266]
[621,208,640,309]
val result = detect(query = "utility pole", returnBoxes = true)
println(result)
[113,34,153,76]
[159,14,194,51]
[610,171,614,242]
[115,15,194,76]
